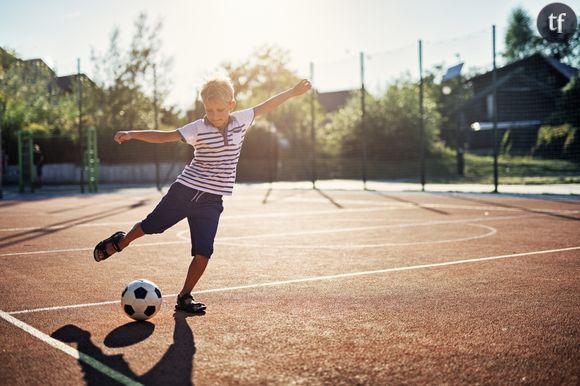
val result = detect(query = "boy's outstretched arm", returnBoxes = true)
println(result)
[253,79,311,118]
[114,130,182,144]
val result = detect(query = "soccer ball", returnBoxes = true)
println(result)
[121,279,162,321]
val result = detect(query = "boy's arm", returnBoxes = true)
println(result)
[253,79,311,118]
[114,130,182,144]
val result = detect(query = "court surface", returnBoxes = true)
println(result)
[1,186,579,385]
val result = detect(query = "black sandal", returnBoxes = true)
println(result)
[175,293,206,314]
[93,231,125,262]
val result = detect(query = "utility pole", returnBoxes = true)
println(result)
[492,25,499,193]
[418,40,426,192]
[153,63,161,191]
[0,102,4,199]
[360,52,368,190]
[78,58,85,193]
[310,62,316,189]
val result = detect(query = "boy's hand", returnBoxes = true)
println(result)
[114,131,132,144]
[292,79,312,97]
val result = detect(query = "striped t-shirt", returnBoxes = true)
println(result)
[175,108,254,196]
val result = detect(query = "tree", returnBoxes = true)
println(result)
[503,7,541,61]
[0,50,79,164]
[220,45,320,159]
[546,75,580,128]
[503,6,580,67]
[542,28,580,68]
[91,12,174,135]
[323,77,441,162]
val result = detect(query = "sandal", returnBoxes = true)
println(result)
[175,293,206,314]
[93,231,125,262]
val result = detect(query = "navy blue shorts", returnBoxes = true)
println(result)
[141,182,224,257]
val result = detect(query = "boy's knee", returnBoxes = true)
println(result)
[141,219,165,235]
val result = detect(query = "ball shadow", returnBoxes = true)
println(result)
[104,321,155,348]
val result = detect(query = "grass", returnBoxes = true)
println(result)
[426,153,580,185]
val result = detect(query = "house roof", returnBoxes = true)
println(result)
[452,53,577,116]
[23,58,56,77]
[0,47,19,70]
[56,74,96,92]
[543,55,579,79]
[317,90,353,112]
[469,53,579,83]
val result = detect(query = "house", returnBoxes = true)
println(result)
[55,73,97,94]
[0,47,19,70]
[317,90,353,112]
[456,53,578,154]
[1,47,96,96]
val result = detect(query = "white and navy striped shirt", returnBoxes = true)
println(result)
[176,108,254,196]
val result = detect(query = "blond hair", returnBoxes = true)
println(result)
[200,76,235,104]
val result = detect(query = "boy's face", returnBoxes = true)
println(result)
[203,98,236,129]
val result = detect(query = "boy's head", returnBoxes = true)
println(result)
[200,77,236,129]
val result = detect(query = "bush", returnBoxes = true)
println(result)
[533,124,580,160]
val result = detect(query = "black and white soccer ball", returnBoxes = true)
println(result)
[121,279,162,321]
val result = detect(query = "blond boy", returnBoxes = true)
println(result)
[93,77,311,313]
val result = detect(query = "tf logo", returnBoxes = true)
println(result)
[537,3,578,43]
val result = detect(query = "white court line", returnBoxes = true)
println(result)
[0,213,539,258]
[0,240,188,258]
[0,221,138,232]
[234,195,580,213]
[0,310,143,386]
[0,206,397,232]
[1,201,577,233]
[8,245,580,316]
[215,224,497,249]
[177,213,534,243]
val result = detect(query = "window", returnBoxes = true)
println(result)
[486,94,494,119]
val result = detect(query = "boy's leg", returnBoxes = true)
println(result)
[96,222,145,259]
[94,182,191,262]
[176,199,222,313]
[176,255,210,313]
[119,222,145,249]
[179,255,210,296]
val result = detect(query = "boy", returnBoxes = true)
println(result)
[93,77,311,314]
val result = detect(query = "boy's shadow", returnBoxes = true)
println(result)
[51,312,197,386]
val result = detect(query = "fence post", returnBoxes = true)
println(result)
[86,127,99,193]
[153,63,161,191]
[492,25,499,193]
[418,40,426,191]
[310,62,317,189]
[78,58,85,193]
[0,103,3,199]
[360,52,368,190]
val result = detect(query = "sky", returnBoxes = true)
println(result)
[1,0,578,111]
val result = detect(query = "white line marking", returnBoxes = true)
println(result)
[0,213,537,258]
[1,201,576,232]
[8,245,580,315]
[0,310,143,386]
[235,195,580,213]
[175,213,530,243]
[0,240,188,258]
[215,224,497,249]
[0,221,138,232]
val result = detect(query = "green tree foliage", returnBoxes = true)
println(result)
[321,77,441,161]
[537,77,580,160]
[548,75,580,127]
[0,51,78,147]
[503,6,580,67]
[221,45,322,159]
[534,124,580,160]
[503,7,541,61]
[427,65,473,149]
[91,12,175,136]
